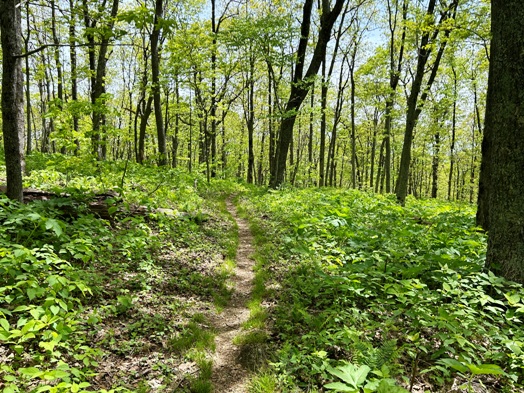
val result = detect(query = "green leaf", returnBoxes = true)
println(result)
[50,305,60,315]
[28,213,41,221]
[26,288,36,302]
[45,218,63,237]
[35,386,52,392]
[3,383,18,393]
[0,319,9,332]
[39,341,57,352]
[505,341,522,355]
[324,382,358,392]
[376,379,410,393]
[19,367,43,378]
[438,358,469,373]
[327,364,371,389]
[467,364,505,376]
[505,293,521,305]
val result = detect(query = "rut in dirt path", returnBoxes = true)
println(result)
[209,199,256,393]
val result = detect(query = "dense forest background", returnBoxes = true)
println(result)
[16,0,488,200]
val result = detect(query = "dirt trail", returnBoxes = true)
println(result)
[209,199,256,393]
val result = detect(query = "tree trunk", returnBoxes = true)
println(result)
[370,107,378,189]
[85,0,119,160]
[431,131,440,198]
[270,0,345,188]
[188,91,193,172]
[51,0,63,109]
[138,96,153,164]
[384,0,408,194]
[1,0,25,201]
[319,60,327,187]
[395,0,458,204]
[448,66,458,200]
[23,1,32,155]
[151,0,167,166]
[210,0,218,177]
[308,82,314,184]
[246,54,255,184]
[481,0,524,283]
[350,52,357,189]
[69,0,80,153]
[173,77,180,167]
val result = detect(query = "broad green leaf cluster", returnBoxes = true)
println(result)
[240,188,524,392]
[1,154,245,392]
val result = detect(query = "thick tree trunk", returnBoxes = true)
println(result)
[1,0,25,201]
[481,0,524,283]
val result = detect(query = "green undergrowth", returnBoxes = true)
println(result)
[0,153,245,392]
[239,188,524,393]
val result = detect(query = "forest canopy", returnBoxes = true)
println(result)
[2,0,489,200]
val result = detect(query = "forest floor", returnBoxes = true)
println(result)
[208,199,256,392]
[4,156,523,393]
[82,197,260,393]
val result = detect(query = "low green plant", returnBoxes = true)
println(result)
[239,188,524,391]
[233,330,268,346]
[436,358,506,392]
[170,319,216,353]
[325,363,408,392]
[1,154,247,392]
[248,372,280,393]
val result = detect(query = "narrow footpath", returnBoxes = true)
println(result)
[209,199,256,392]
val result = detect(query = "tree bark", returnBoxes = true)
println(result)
[1,0,25,201]
[23,1,32,155]
[319,60,327,187]
[481,0,524,283]
[448,66,458,200]
[69,0,80,153]
[151,0,167,166]
[431,131,440,198]
[308,82,314,184]
[246,54,256,184]
[173,77,180,167]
